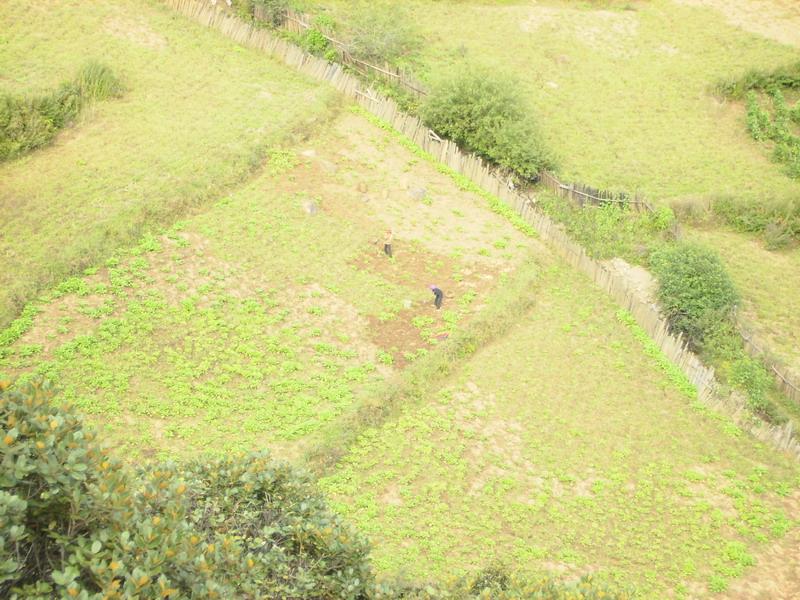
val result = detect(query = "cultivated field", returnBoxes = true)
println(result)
[0,112,540,460]
[314,0,800,386]
[0,0,336,327]
[321,263,800,598]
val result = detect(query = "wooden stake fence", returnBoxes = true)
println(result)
[539,171,653,213]
[163,0,800,459]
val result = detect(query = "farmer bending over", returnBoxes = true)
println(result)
[429,285,443,310]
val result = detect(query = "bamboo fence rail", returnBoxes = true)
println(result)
[163,0,800,458]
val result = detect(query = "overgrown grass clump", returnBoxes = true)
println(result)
[717,60,800,100]
[538,194,676,262]
[708,193,800,249]
[421,70,556,181]
[0,61,122,161]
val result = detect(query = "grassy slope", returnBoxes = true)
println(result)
[0,0,335,327]
[321,263,800,598]
[690,226,800,376]
[318,0,798,201]
[0,113,536,461]
[313,0,800,377]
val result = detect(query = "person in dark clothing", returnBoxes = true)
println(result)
[384,229,393,258]
[429,285,443,309]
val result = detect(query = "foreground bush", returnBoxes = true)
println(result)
[649,243,739,349]
[0,380,628,598]
[421,70,556,180]
[0,380,373,598]
[0,62,122,161]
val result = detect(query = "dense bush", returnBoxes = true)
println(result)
[649,243,739,349]
[421,70,555,180]
[0,380,374,598]
[0,62,122,162]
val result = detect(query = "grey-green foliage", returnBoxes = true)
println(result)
[421,69,556,180]
[0,61,122,162]
[649,243,739,349]
[343,2,421,65]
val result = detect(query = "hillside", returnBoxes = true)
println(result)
[0,0,335,327]
[309,0,800,408]
[1,0,799,598]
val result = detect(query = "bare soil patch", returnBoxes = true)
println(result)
[726,491,800,598]
[104,16,168,49]
[674,0,800,47]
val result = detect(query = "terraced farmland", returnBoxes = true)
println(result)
[2,0,799,598]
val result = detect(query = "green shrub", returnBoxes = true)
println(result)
[649,243,739,349]
[421,69,555,180]
[300,27,332,56]
[0,379,374,598]
[231,0,256,20]
[253,0,291,27]
[730,357,771,414]
[745,92,772,142]
[0,62,122,162]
